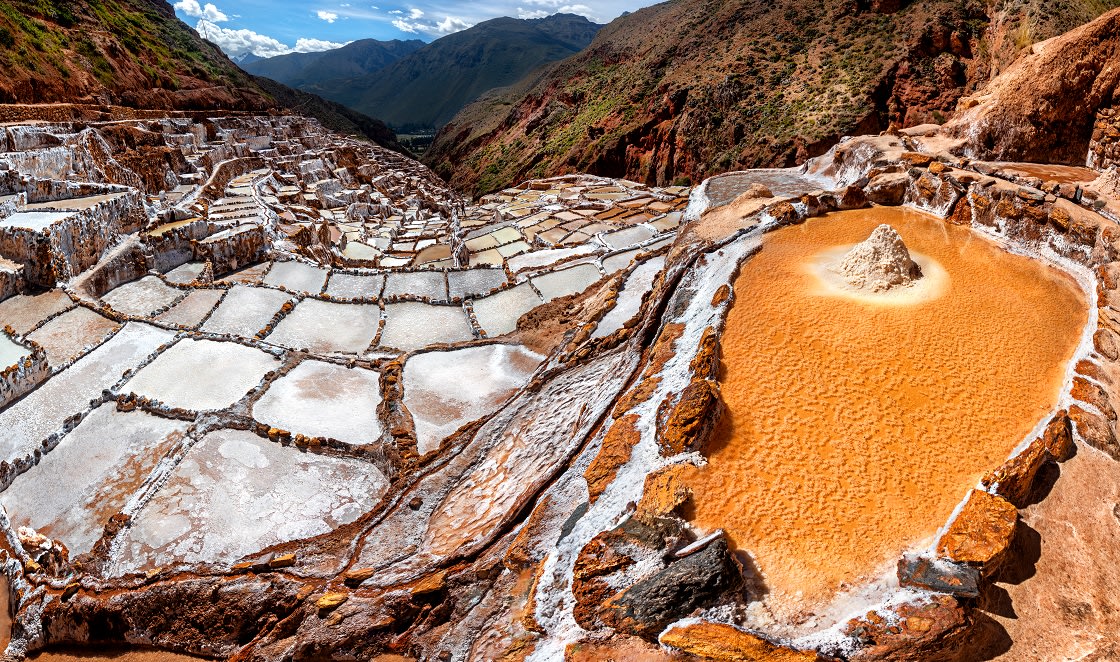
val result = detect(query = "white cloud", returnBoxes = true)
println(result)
[295,37,348,51]
[195,20,347,57]
[434,16,472,33]
[317,10,339,22]
[517,7,549,18]
[392,18,419,32]
[174,0,229,22]
[408,7,425,18]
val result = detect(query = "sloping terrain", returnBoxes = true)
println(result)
[0,0,405,150]
[241,39,425,90]
[425,0,1120,196]
[312,14,602,132]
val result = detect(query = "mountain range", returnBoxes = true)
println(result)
[424,0,1120,195]
[244,13,602,133]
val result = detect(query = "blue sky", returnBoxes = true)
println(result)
[173,0,655,57]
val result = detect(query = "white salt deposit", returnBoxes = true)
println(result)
[265,299,380,354]
[111,428,388,574]
[379,302,474,351]
[325,272,384,299]
[253,359,382,445]
[0,333,29,367]
[530,263,602,302]
[403,344,544,454]
[447,268,506,300]
[593,255,665,339]
[263,261,329,293]
[123,338,279,411]
[201,285,292,337]
[101,276,184,317]
[383,271,448,301]
[471,283,544,337]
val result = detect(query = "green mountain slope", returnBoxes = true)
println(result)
[426,0,1120,195]
[309,13,602,132]
[242,39,425,89]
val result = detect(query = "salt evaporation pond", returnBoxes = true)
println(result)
[447,268,505,300]
[384,271,448,301]
[681,207,1088,620]
[253,360,382,445]
[530,263,602,302]
[123,338,279,411]
[266,299,380,354]
[263,260,329,293]
[705,167,830,207]
[471,283,543,337]
[110,428,388,575]
[379,302,474,350]
[325,272,384,299]
[403,343,544,454]
[593,255,664,338]
[1,404,189,555]
[201,285,292,337]
[0,332,29,367]
[100,276,183,317]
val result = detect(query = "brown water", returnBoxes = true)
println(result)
[682,207,1087,614]
[994,162,1099,184]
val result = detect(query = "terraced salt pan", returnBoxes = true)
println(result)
[325,273,384,299]
[601,248,641,274]
[530,263,602,302]
[379,302,474,351]
[0,404,189,555]
[0,323,175,462]
[383,271,448,301]
[263,260,329,293]
[101,276,184,317]
[0,332,29,366]
[123,338,279,411]
[601,225,656,250]
[403,344,544,454]
[0,290,74,334]
[506,246,597,274]
[266,299,379,354]
[155,289,223,328]
[216,262,271,286]
[163,261,206,285]
[681,207,1088,618]
[592,255,665,339]
[253,360,382,445]
[201,285,292,337]
[472,283,543,337]
[342,242,379,261]
[111,428,388,574]
[447,268,506,300]
[0,210,71,231]
[27,306,119,366]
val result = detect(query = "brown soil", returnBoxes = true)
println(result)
[681,207,1087,614]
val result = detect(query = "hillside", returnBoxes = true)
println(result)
[242,39,425,89]
[310,13,602,132]
[426,0,1120,195]
[0,0,405,151]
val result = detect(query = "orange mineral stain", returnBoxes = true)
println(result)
[682,207,1087,614]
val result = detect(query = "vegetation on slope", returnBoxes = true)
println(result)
[308,13,602,132]
[426,0,1120,196]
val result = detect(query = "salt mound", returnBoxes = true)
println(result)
[837,224,923,292]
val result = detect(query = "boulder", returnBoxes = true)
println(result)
[897,554,980,598]
[864,172,910,205]
[846,595,975,662]
[660,621,819,661]
[935,490,1017,571]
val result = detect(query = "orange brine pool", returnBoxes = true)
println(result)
[682,206,1087,614]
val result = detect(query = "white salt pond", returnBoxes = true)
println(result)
[325,272,384,299]
[163,261,207,285]
[1,404,189,555]
[593,255,665,339]
[379,302,474,351]
[601,248,641,274]
[263,261,329,293]
[0,323,175,461]
[101,276,184,317]
[0,332,29,367]
[0,210,72,232]
[601,225,656,250]
[265,299,380,354]
[471,283,543,337]
[404,344,544,454]
[123,338,279,411]
[110,428,388,575]
[253,360,382,445]
[155,289,223,328]
[201,285,292,337]
[383,271,448,301]
[447,268,506,300]
[530,263,602,302]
